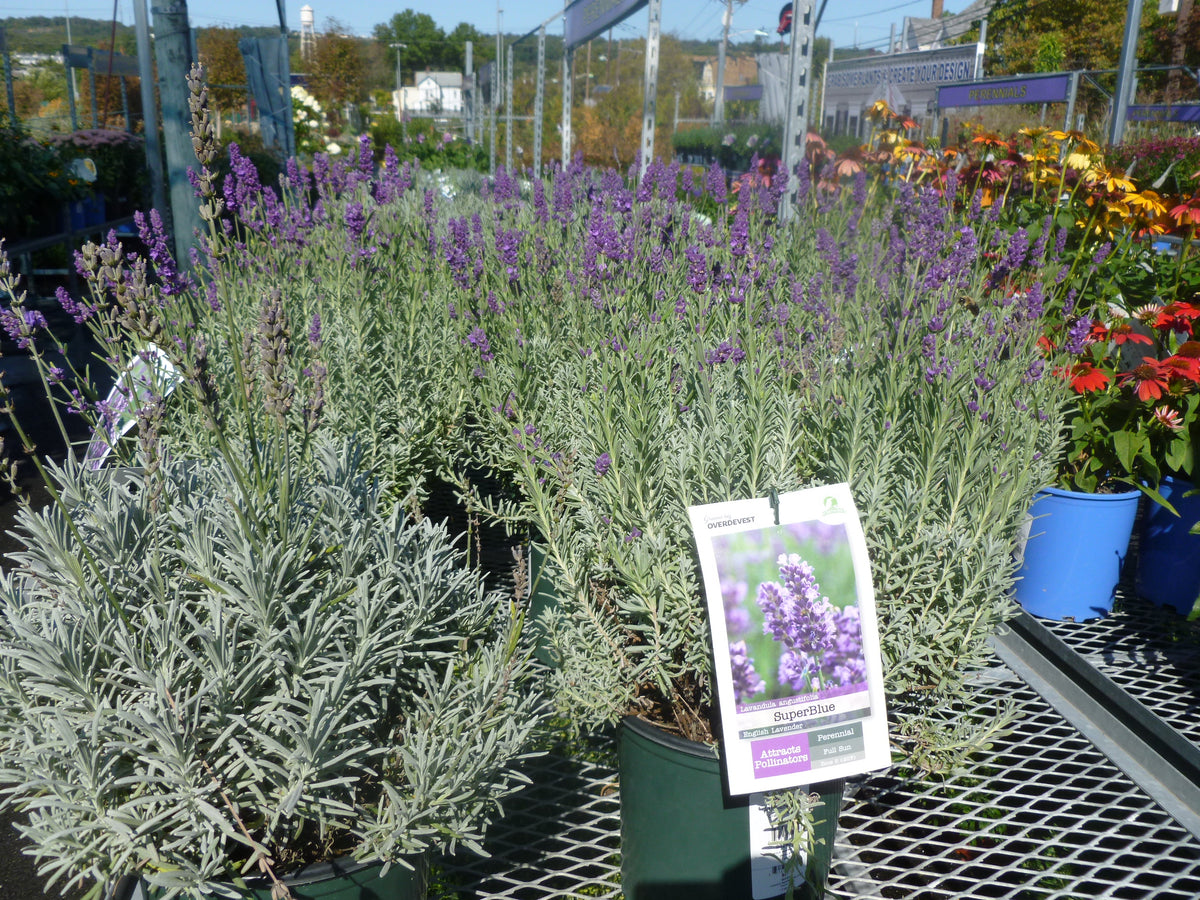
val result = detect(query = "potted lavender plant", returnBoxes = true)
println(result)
[442,158,1068,896]
[0,156,545,899]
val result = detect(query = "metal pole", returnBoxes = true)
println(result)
[120,75,131,131]
[1110,0,1144,145]
[818,40,831,132]
[562,47,573,166]
[151,0,202,265]
[390,41,406,140]
[1064,70,1079,131]
[465,41,474,143]
[63,45,79,130]
[713,0,731,125]
[1,29,16,126]
[275,0,295,159]
[492,7,501,175]
[505,43,513,172]
[88,53,99,127]
[133,0,166,217]
[975,19,986,80]
[639,0,661,179]
[779,0,815,224]
[534,26,545,178]
[65,6,79,123]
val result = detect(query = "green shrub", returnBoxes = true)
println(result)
[671,122,782,170]
[0,123,88,239]
[46,128,147,205]
[369,116,487,171]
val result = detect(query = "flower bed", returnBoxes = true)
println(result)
[7,80,1200,896]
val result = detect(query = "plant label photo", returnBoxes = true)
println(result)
[689,484,890,795]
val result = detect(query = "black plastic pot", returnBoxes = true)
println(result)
[618,716,841,900]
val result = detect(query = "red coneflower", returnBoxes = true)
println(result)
[1119,361,1172,401]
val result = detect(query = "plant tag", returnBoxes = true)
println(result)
[748,791,798,899]
[85,343,181,470]
[688,483,890,795]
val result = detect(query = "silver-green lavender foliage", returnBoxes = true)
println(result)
[0,440,544,899]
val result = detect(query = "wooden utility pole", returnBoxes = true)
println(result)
[1168,0,1195,101]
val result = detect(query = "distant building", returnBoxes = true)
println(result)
[897,0,994,53]
[11,52,57,75]
[695,55,759,103]
[395,71,464,115]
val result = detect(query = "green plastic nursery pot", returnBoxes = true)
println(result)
[527,542,559,666]
[618,716,841,900]
[119,855,427,900]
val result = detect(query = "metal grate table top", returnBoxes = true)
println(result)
[1040,590,1200,750]
[439,658,1200,899]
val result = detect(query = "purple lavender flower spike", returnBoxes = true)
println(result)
[730,641,765,703]
[594,452,612,476]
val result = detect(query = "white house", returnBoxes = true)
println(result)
[394,71,464,116]
[897,0,994,53]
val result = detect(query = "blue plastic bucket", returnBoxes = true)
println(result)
[1015,486,1141,621]
[1136,476,1200,617]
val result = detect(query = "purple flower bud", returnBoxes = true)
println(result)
[595,452,612,476]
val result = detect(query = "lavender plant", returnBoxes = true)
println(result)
[0,66,547,900]
[0,63,1075,887]
[425,158,1069,861]
[0,441,544,899]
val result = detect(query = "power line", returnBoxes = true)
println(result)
[822,0,927,25]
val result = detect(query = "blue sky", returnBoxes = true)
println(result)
[8,0,950,54]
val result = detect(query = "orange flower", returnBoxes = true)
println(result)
[1106,321,1153,346]
[971,131,1007,149]
[1154,302,1200,332]
[834,156,864,178]
[1169,197,1200,227]
[1160,353,1200,383]
[1059,361,1110,393]
[1119,361,1171,401]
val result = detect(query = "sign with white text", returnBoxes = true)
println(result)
[564,0,648,49]
[689,484,890,796]
[938,73,1071,109]
[825,44,978,117]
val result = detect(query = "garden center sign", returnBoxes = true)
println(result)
[562,0,661,176]
[823,44,979,133]
[564,0,647,48]
[938,73,1072,109]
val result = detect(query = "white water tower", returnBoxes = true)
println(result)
[300,5,316,60]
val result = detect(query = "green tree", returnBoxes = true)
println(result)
[446,22,492,70]
[309,19,367,127]
[198,27,250,125]
[372,10,447,81]
[984,0,1161,75]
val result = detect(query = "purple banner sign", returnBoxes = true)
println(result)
[564,0,648,49]
[1127,104,1200,123]
[724,84,763,102]
[938,73,1071,109]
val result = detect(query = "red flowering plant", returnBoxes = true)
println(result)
[1049,298,1200,503]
